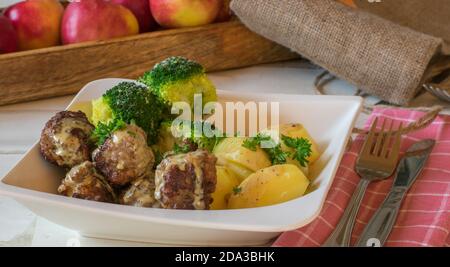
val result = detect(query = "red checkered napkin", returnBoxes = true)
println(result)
[273,107,450,247]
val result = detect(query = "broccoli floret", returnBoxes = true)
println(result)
[139,56,217,109]
[91,82,164,145]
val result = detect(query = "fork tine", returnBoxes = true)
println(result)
[361,117,378,156]
[381,119,394,158]
[373,118,387,156]
[388,122,403,160]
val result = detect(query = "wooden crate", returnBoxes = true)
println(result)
[0,20,299,106]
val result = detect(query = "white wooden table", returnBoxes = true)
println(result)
[1,60,448,247]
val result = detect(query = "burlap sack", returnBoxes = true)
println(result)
[231,0,448,105]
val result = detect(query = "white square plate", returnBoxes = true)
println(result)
[0,78,362,246]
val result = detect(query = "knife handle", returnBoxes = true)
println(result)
[323,178,370,247]
[355,187,407,247]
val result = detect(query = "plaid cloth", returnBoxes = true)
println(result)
[273,107,450,247]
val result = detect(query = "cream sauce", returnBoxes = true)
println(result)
[190,151,205,210]
[154,170,163,202]
[59,161,115,201]
[123,176,156,207]
[51,118,92,165]
[154,152,206,210]
[155,154,186,203]
[112,130,130,170]
[110,125,153,174]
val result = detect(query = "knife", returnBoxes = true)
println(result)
[355,139,435,247]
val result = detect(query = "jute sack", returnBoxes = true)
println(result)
[231,0,449,105]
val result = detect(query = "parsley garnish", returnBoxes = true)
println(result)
[266,144,289,165]
[173,143,192,154]
[91,118,126,146]
[281,135,312,167]
[242,133,312,167]
[242,133,271,151]
[232,186,242,195]
[176,120,226,152]
[243,133,289,165]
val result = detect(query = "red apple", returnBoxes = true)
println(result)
[215,0,231,22]
[0,16,18,54]
[61,0,139,45]
[4,0,63,51]
[150,0,221,28]
[111,0,157,32]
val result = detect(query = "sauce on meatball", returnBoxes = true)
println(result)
[40,111,94,168]
[58,161,116,203]
[155,150,217,210]
[94,124,155,186]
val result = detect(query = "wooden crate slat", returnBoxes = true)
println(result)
[0,21,299,106]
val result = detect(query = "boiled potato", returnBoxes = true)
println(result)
[210,166,240,210]
[228,164,309,209]
[213,137,271,182]
[216,157,254,182]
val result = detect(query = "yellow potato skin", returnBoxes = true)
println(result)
[210,166,240,210]
[228,164,310,209]
[213,137,271,182]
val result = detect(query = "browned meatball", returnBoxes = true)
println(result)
[120,172,160,208]
[94,124,155,186]
[58,161,116,203]
[155,150,217,210]
[40,111,94,168]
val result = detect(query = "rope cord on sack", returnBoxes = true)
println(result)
[314,70,443,135]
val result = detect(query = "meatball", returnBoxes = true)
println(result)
[58,161,116,203]
[94,124,155,186]
[155,150,217,210]
[40,111,94,168]
[120,172,160,208]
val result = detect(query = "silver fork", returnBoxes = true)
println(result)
[323,118,403,247]
[423,68,450,103]
[423,83,450,103]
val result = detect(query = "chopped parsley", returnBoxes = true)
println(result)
[173,142,192,154]
[266,144,289,165]
[232,186,242,195]
[243,133,289,165]
[91,118,126,146]
[281,135,312,167]
[176,120,226,152]
[242,133,312,167]
[242,133,271,151]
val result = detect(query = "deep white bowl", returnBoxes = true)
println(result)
[0,78,362,246]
